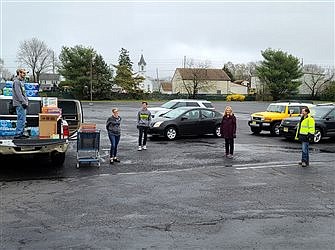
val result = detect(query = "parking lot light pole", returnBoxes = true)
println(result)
[89,54,93,106]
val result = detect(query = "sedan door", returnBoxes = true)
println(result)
[178,109,200,136]
[199,109,218,135]
[324,109,335,136]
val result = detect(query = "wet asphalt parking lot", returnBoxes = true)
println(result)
[1,101,335,249]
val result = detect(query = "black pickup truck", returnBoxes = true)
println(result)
[0,95,83,166]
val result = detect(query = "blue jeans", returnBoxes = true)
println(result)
[15,105,26,136]
[108,133,120,158]
[302,141,309,164]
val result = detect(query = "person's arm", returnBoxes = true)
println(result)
[106,117,112,130]
[233,116,237,136]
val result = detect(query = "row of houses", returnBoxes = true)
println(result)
[15,54,325,97]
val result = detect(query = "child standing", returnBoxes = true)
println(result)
[106,108,122,164]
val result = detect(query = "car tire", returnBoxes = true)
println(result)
[164,126,178,140]
[270,122,281,136]
[313,128,322,143]
[214,124,221,137]
[251,127,261,134]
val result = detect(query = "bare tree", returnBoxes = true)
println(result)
[179,59,214,99]
[17,37,54,83]
[303,64,335,99]
[224,61,258,83]
[0,58,12,80]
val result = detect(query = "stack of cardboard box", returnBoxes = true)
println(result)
[39,97,62,139]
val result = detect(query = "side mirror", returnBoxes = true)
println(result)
[289,109,294,116]
[181,116,188,121]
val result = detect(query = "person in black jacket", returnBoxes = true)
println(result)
[220,106,237,159]
[106,108,122,164]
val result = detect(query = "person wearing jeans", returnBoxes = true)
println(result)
[12,69,29,139]
[106,108,122,164]
[295,107,315,167]
[137,101,151,151]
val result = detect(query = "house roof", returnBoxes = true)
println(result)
[160,81,172,92]
[138,54,147,66]
[176,68,231,81]
[39,73,60,81]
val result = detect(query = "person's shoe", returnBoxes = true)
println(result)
[228,154,233,159]
[110,158,114,164]
[138,146,142,151]
[142,145,147,150]
[113,158,120,163]
[301,162,307,167]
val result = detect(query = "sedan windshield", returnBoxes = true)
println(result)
[266,104,286,113]
[163,108,189,118]
[311,106,333,118]
[161,100,178,109]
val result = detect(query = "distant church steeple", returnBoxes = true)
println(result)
[138,54,147,74]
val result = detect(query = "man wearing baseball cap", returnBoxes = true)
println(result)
[12,68,29,139]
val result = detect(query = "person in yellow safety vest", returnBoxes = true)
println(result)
[295,107,315,167]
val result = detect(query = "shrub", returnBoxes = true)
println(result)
[226,94,246,101]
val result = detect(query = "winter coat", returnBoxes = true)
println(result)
[220,114,236,139]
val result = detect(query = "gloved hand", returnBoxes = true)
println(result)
[308,133,314,142]
[233,134,236,138]
[22,104,28,109]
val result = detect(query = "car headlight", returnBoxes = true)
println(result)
[153,121,163,128]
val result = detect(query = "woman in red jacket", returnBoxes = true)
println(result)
[220,106,236,158]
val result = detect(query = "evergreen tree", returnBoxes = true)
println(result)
[58,45,112,99]
[256,48,303,100]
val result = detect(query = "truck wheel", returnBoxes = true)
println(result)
[251,127,261,134]
[270,122,281,136]
[51,152,65,167]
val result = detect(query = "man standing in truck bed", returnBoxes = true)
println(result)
[12,69,29,139]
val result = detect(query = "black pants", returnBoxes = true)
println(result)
[225,138,234,155]
[138,126,148,146]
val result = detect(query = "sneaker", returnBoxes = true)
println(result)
[301,162,307,167]
[113,158,120,163]
[110,158,114,164]
[142,145,147,150]
[227,154,233,159]
[138,146,142,151]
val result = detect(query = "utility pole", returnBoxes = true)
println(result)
[89,54,93,106]
[156,68,160,93]
[183,56,186,68]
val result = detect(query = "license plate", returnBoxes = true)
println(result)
[251,121,259,126]
[283,127,288,132]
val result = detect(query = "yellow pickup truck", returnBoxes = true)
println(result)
[248,101,314,136]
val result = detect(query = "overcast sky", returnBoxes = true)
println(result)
[1,0,334,78]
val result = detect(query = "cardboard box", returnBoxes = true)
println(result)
[39,114,59,139]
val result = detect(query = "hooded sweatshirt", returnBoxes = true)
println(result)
[137,108,151,127]
[12,76,28,107]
